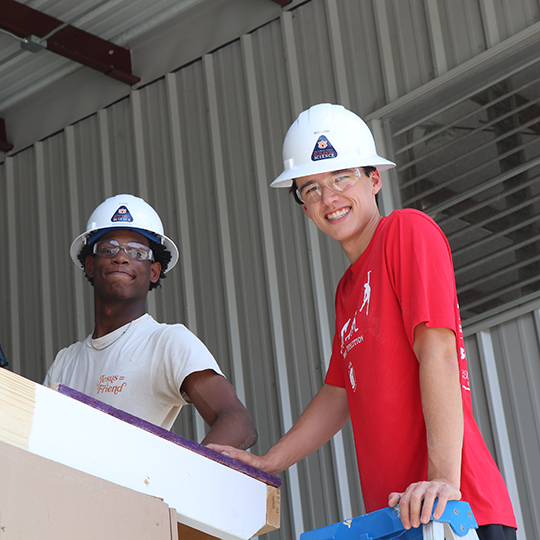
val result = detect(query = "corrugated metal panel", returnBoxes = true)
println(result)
[489,313,540,538]
[427,0,487,70]
[488,0,540,43]
[464,299,540,540]
[1,1,540,540]
[367,0,540,99]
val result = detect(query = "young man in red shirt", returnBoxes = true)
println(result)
[210,104,517,540]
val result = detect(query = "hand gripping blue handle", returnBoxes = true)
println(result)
[300,501,478,540]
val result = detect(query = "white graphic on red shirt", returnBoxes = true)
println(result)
[97,374,127,395]
[461,368,471,392]
[360,271,371,315]
[455,305,470,391]
[348,361,357,392]
[340,271,371,359]
[340,315,364,358]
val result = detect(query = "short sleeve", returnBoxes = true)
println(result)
[385,211,458,346]
[150,325,225,406]
[325,329,347,387]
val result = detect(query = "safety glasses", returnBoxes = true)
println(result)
[93,239,153,261]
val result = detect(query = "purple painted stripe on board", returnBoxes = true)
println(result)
[56,384,281,488]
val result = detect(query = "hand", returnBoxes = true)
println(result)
[209,384,349,476]
[388,479,461,529]
[207,444,275,474]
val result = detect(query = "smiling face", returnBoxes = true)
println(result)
[85,229,161,302]
[297,168,383,263]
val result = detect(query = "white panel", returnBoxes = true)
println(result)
[424,0,448,76]
[370,118,398,215]
[202,54,246,404]
[324,0,351,108]
[5,157,21,373]
[27,383,270,540]
[130,89,157,319]
[65,125,89,342]
[372,0,399,102]
[476,331,525,538]
[479,0,502,47]
[515,313,540,537]
[239,34,292,430]
[35,142,55,370]
[164,72,205,443]
[98,109,114,199]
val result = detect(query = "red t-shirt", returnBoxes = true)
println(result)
[325,209,516,528]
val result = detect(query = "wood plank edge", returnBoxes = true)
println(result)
[255,485,281,536]
[0,368,35,451]
[170,508,179,540]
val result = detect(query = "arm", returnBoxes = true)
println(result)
[389,323,464,529]
[181,369,257,450]
[208,382,350,475]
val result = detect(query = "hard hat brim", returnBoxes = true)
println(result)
[271,155,396,188]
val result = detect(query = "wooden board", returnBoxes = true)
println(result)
[0,439,176,540]
[0,368,280,540]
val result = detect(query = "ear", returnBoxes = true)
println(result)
[370,169,382,195]
[85,255,95,278]
[150,261,161,283]
[302,203,312,220]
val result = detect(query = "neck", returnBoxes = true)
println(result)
[92,297,146,338]
[341,212,382,264]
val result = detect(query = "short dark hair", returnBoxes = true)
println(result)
[289,166,378,205]
[78,238,172,291]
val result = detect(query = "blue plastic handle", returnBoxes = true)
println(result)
[300,501,478,540]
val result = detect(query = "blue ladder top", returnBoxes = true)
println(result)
[300,501,478,540]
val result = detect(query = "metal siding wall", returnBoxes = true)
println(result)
[1,1,540,539]
[438,0,487,68]
[463,334,498,456]
[488,0,540,42]
[489,314,540,538]
[389,0,434,90]
[464,301,540,540]
[0,166,8,363]
[331,1,382,112]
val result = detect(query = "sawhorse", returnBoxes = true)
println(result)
[300,501,479,540]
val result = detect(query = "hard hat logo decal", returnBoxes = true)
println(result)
[311,135,338,162]
[111,205,134,223]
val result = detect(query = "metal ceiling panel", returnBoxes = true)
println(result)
[0,0,139,84]
[0,0,191,105]
[0,0,295,153]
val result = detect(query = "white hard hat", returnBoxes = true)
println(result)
[271,103,396,188]
[70,194,179,272]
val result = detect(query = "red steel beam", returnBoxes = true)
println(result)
[0,0,140,85]
[0,118,13,152]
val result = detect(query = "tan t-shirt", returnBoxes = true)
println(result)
[44,314,224,429]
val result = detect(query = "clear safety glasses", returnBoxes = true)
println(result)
[93,239,154,262]
[296,168,364,204]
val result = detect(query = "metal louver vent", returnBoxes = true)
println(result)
[389,57,540,321]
